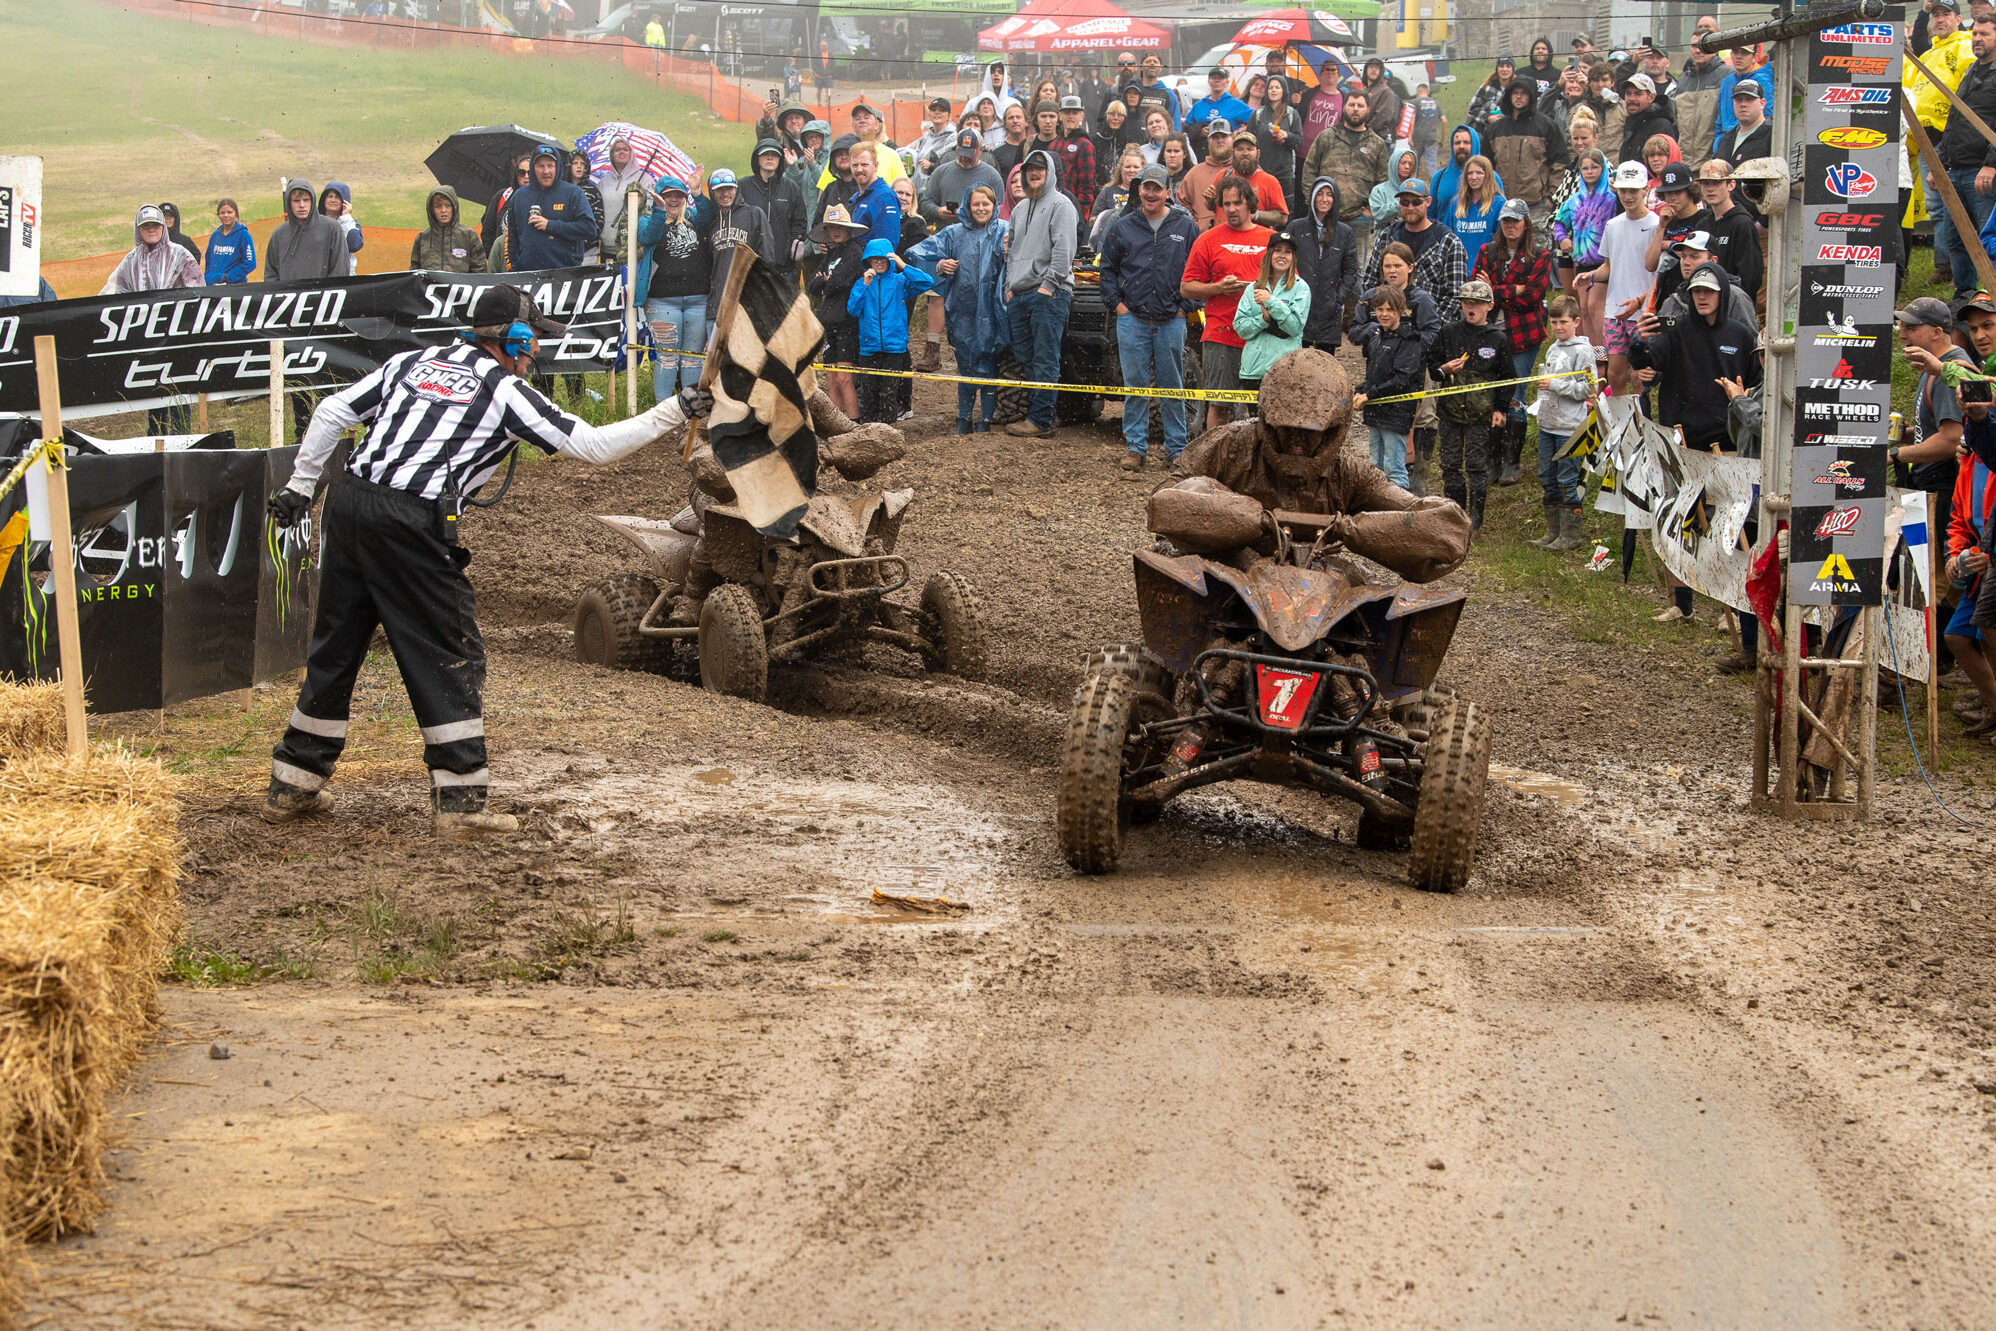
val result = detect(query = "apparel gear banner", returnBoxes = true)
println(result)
[0,266,628,416]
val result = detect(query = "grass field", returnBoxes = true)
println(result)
[4,0,757,260]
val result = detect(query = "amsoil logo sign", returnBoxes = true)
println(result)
[1815,244,1884,263]
[1812,458,1870,487]
[1817,87,1894,106]
[1822,23,1893,44]
[1818,127,1889,150]
[1819,54,1894,75]
[1815,506,1863,539]
[1824,163,1878,199]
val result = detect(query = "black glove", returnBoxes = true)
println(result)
[268,487,312,528]
[676,385,715,419]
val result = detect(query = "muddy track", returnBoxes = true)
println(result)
[29,375,1996,1328]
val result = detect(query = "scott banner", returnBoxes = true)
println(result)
[0,266,625,414]
[0,439,317,713]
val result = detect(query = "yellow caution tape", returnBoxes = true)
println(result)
[0,438,61,507]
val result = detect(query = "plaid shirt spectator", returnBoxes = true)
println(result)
[1053,126,1098,220]
[1361,217,1468,321]
[1471,242,1554,355]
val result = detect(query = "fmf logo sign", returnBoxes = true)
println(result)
[1824,163,1878,199]
[1822,23,1893,44]
[1819,127,1889,150]
[1817,87,1893,107]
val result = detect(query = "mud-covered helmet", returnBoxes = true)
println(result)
[1255,349,1353,432]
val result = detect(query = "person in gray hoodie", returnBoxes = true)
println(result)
[264,179,348,283]
[1002,149,1078,437]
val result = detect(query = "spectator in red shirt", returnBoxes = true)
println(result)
[1180,175,1273,432]
[1227,135,1291,229]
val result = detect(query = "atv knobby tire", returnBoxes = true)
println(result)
[1406,698,1492,893]
[698,584,769,702]
[1080,643,1174,699]
[1058,669,1143,873]
[919,572,989,680]
[574,574,670,673]
[1396,685,1458,738]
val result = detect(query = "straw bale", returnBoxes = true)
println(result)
[0,749,182,1244]
[0,681,63,761]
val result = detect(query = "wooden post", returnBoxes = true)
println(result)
[32,337,87,758]
[196,392,209,431]
[268,339,286,448]
[626,190,641,417]
[1902,101,1996,299]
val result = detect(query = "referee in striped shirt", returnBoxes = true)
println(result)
[263,285,711,836]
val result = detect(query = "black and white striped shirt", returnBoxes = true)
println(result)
[320,343,584,501]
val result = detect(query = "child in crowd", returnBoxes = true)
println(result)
[1531,292,1597,551]
[1425,278,1509,529]
[1233,233,1312,396]
[1351,286,1425,488]
[847,238,934,423]
[1587,160,1659,395]
[807,205,867,418]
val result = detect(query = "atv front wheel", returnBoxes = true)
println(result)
[698,584,769,702]
[574,574,669,673]
[919,572,988,680]
[1406,698,1492,893]
[1057,669,1148,873]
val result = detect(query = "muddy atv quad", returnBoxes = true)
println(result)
[573,489,987,704]
[1057,510,1491,892]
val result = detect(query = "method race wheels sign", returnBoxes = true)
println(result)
[1791,12,1903,607]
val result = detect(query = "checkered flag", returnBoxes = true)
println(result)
[705,252,825,539]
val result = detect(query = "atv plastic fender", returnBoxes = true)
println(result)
[592,515,696,593]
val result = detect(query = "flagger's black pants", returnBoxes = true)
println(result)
[270,474,491,813]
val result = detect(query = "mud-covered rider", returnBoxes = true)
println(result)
[1155,348,1471,581]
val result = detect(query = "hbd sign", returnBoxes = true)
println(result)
[1793,11,1902,608]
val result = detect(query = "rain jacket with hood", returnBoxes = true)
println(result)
[1233,266,1312,382]
[159,203,198,262]
[101,207,203,295]
[812,133,860,232]
[739,138,808,270]
[1673,53,1730,169]
[907,185,1012,372]
[1628,264,1761,448]
[203,217,257,285]
[789,120,832,214]
[264,179,348,282]
[594,138,649,258]
[501,170,597,271]
[1004,151,1078,294]
[319,182,363,276]
[410,187,487,273]
[1550,164,1617,267]
[847,238,935,355]
[756,101,812,162]
[1485,80,1566,207]
[1431,124,1503,220]
[1302,116,1388,222]
[1287,178,1358,349]
[1369,143,1422,228]
[704,197,776,315]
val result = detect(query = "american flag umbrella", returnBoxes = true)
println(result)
[573,121,699,190]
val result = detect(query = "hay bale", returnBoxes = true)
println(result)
[0,751,180,1243]
[0,681,63,760]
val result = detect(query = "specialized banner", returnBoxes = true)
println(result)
[0,438,317,713]
[1790,10,1903,607]
[0,266,626,416]
[0,156,41,300]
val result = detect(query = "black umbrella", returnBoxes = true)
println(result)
[425,125,566,206]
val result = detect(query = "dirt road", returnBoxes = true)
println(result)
[26,381,1996,1328]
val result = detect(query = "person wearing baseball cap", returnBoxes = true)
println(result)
[261,279,713,835]
[1186,66,1251,154]
[918,127,1003,232]
[1897,295,1980,629]
[1425,275,1510,526]
[1054,95,1099,218]
[103,202,202,295]
[702,166,775,320]
[1097,161,1201,468]
[1587,158,1661,393]
[1648,160,1711,309]
[1475,197,1553,488]
[1614,71,1675,167]
[1714,69,1771,171]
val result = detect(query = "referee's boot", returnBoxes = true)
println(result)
[261,778,333,824]
[433,787,518,839]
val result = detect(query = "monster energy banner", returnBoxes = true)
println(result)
[0,266,626,417]
[1789,11,1903,607]
[0,437,317,713]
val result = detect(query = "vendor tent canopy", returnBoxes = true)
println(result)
[977,0,1170,52]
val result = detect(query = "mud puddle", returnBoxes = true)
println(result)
[512,757,1028,926]
[1491,763,1587,806]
